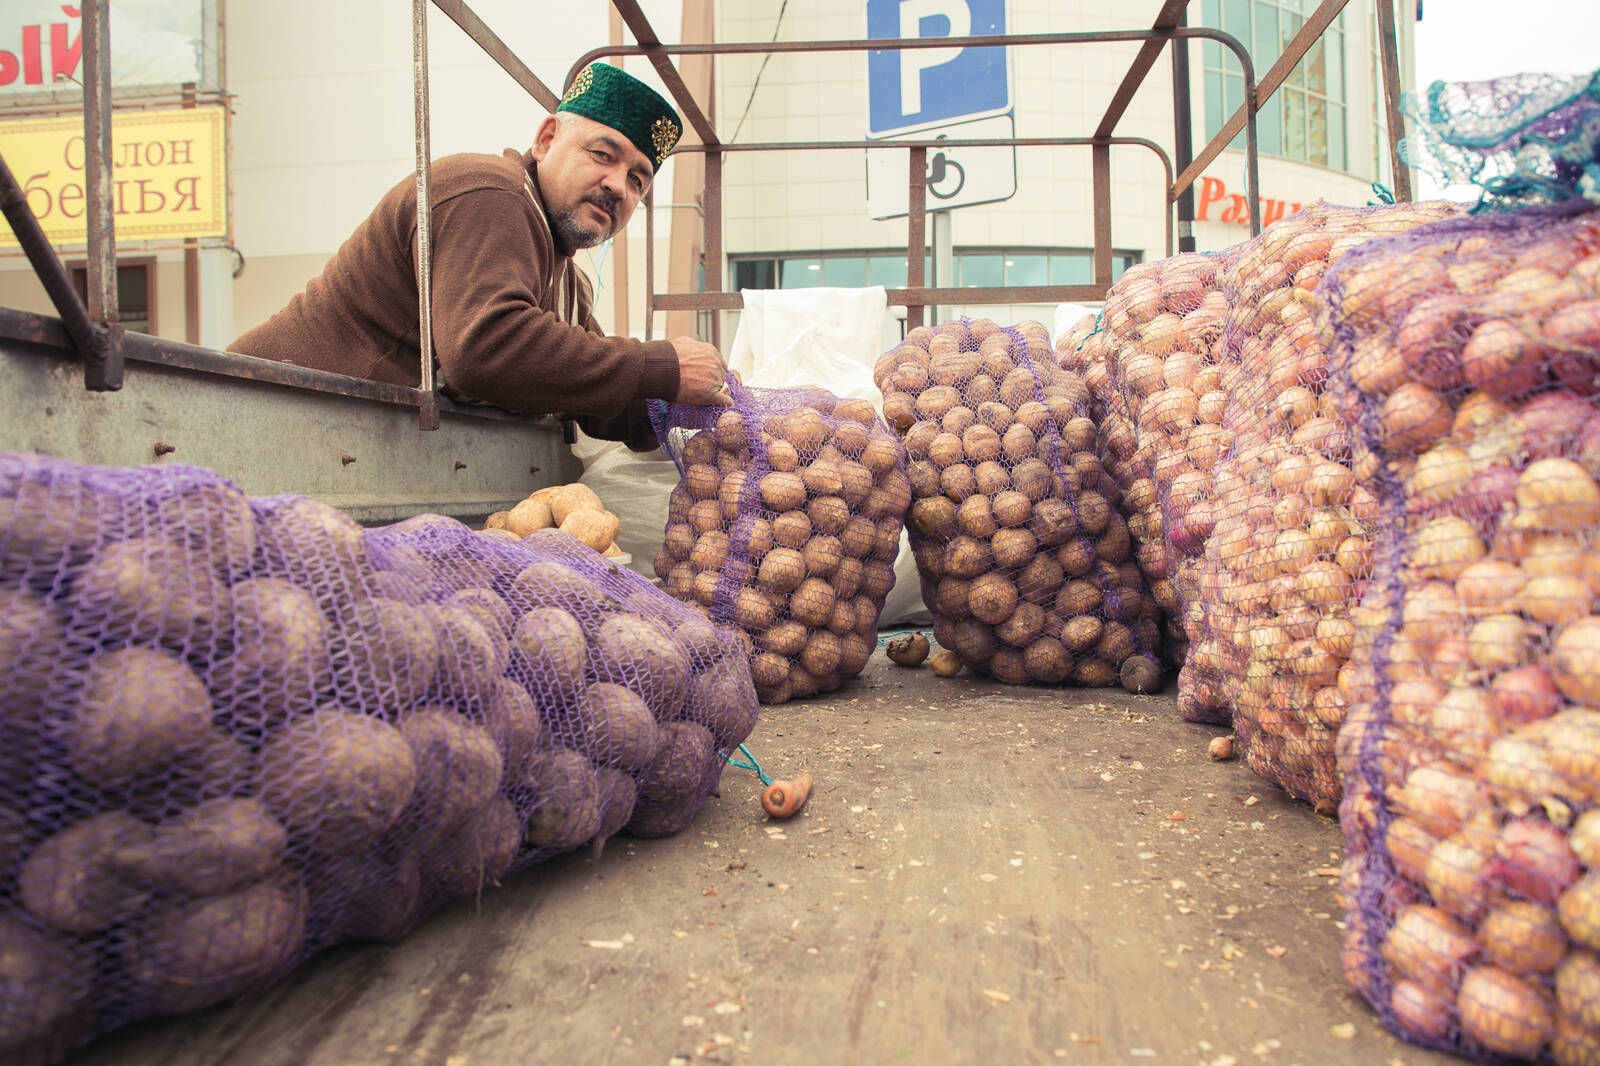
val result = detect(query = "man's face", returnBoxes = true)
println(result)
[530,113,654,254]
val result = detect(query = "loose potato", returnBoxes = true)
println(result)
[19,811,152,934]
[399,707,504,840]
[505,496,554,537]
[257,705,417,852]
[547,484,605,526]
[69,646,212,787]
[126,877,307,1013]
[560,508,621,553]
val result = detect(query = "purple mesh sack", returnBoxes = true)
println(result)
[651,385,909,704]
[1323,201,1600,1063]
[0,452,757,1065]
[1402,69,1600,210]
[878,317,1162,691]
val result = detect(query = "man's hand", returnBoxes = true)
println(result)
[670,336,734,407]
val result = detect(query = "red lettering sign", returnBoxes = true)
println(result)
[1190,177,1313,227]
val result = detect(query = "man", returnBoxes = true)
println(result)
[230,62,730,450]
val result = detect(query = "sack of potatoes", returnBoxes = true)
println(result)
[0,452,757,1065]
[482,482,625,558]
[876,317,1164,692]
[650,384,911,704]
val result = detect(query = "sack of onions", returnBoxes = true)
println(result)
[880,317,1163,691]
[652,384,911,704]
[1085,252,1237,683]
[1169,201,1462,797]
[1324,200,1600,1064]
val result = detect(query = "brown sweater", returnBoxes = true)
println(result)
[230,149,679,450]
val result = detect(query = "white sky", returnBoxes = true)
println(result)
[1414,0,1597,83]
[1410,0,1597,198]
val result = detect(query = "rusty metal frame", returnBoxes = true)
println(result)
[0,0,1403,409]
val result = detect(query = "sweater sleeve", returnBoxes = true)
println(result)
[421,186,680,419]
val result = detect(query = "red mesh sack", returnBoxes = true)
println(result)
[879,317,1162,691]
[651,385,910,704]
[1326,201,1600,1063]
[0,452,756,1065]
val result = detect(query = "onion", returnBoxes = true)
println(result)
[1571,810,1600,867]
[1490,666,1564,726]
[1455,559,1525,613]
[1563,872,1600,951]
[1467,613,1538,671]
[1412,516,1488,580]
[1557,952,1600,1044]
[1387,816,1441,886]
[1522,574,1596,626]
[1500,817,1582,908]
[1462,319,1548,402]
[1517,458,1600,532]
[1545,299,1600,396]
[1457,965,1555,1058]
[1552,619,1600,707]
[1390,977,1454,1042]
[1453,391,1516,443]
[1409,444,1475,510]
[1398,763,1493,838]
[1478,900,1569,976]
[1519,391,1596,461]
[1383,903,1478,996]
[1486,733,1570,815]
[1426,826,1497,921]
[1433,685,1504,764]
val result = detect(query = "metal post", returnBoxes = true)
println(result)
[1092,141,1112,287]
[644,190,655,341]
[703,150,723,349]
[931,210,952,327]
[906,146,926,331]
[1171,11,1196,253]
[412,0,440,430]
[1374,0,1412,201]
[81,0,123,390]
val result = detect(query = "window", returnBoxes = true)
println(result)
[1200,0,1349,172]
[70,259,156,334]
[730,249,1142,293]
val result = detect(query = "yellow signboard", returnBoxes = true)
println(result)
[0,105,227,246]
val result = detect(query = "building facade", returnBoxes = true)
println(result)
[0,0,1415,353]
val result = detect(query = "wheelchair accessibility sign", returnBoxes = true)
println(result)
[864,0,1017,219]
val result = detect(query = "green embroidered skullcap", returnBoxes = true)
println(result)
[558,62,683,172]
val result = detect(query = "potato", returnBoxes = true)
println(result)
[70,535,232,648]
[517,748,601,850]
[327,596,440,709]
[0,586,68,715]
[113,797,286,898]
[314,845,421,947]
[484,509,512,531]
[430,602,511,701]
[0,913,92,1051]
[560,508,620,554]
[511,607,586,700]
[575,683,666,773]
[505,496,554,537]
[472,677,541,770]
[0,474,118,572]
[255,496,368,591]
[802,534,843,578]
[19,811,152,934]
[772,510,813,549]
[153,479,258,580]
[996,602,1047,648]
[257,705,417,852]
[760,471,808,512]
[637,721,717,809]
[808,495,852,535]
[1024,636,1073,683]
[399,707,504,841]
[69,646,212,787]
[589,613,690,716]
[789,577,837,628]
[507,556,622,624]
[688,658,761,750]
[217,576,332,705]
[547,484,605,526]
[969,573,1018,625]
[423,794,520,898]
[126,876,307,1013]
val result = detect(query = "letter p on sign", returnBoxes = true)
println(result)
[867,0,1010,137]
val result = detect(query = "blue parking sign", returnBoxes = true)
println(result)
[867,0,1009,136]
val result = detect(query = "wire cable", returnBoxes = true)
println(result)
[727,0,790,145]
